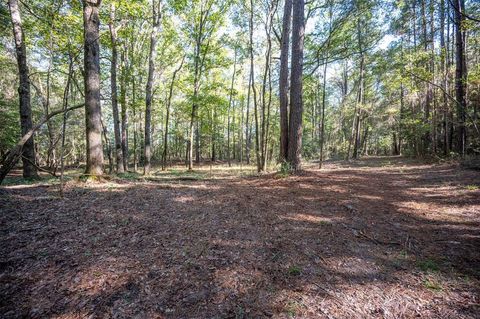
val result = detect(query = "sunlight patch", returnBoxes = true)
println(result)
[282,213,334,225]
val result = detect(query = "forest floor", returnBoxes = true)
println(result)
[1,156,479,318]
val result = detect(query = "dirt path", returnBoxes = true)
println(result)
[1,157,479,318]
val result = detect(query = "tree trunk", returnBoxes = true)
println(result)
[227,50,237,167]
[188,7,207,170]
[279,0,292,162]
[133,100,138,172]
[245,71,251,165]
[195,120,200,164]
[429,0,436,154]
[240,92,245,164]
[163,56,184,170]
[144,0,161,174]
[287,0,305,171]
[249,0,261,172]
[319,3,333,169]
[109,3,124,173]
[260,2,276,171]
[211,106,216,162]
[83,0,104,176]
[121,50,129,170]
[232,98,236,161]
[101,118,113,174]
[352,19,365,160]
[440,0,450,156]
[453,0,466,157]
[60,56,74,197]
[8,0,38,179]
[421,0,431,153]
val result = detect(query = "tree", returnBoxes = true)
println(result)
[0,103,84,185]
[227,48,237,167]
[162,56,184,170]
[109,2,125,173]
[8,0,38,179]
[279,0,292,163]
[319,1,334,168]
[287,0,305,171]
[2,0,479,181]
[248,0,261,172]
[144,0,162,175]
[453,0,466,157]
[184,0,226,170]
[83,0,104,177]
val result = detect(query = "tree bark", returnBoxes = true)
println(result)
[279,0,292,162]
[8,0,38,179]
[227,50,237,167]
[109,3,125,173]
[60,55,74,197]
[319,2,333,169]
[83,0,104,176]
[352,19,365,160]
[120,49,129,170]
[144,0,161,174]
[260,1,276,171]
[440,0,450,156]
[453,0,466,157]
[421,0,432,153]
[249,0,261,172]
[287,0,305,171]
[245,70,251,165]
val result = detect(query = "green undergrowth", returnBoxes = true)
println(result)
[417,258,440,273]
[2,174,75,186]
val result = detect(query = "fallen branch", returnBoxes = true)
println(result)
[341,223,402,246]
[357,229,402,246]
[0,103,84,185]
[22,155,57,177]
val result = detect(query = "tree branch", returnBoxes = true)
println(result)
[0,103,84,184]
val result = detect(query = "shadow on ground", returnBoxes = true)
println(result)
[1,157,479,318]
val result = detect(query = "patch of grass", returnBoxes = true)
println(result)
[2,175,55,186]
[276,161,292,178]
[116,218,130,226]
[284,300,300,317]
[459,274,470,283]
[391,251,409,269]
[158,169,207,180]
[381,161,391,166]
[417,258,440,273]
[117,171,141,180]
[319,220,332,226]
[287,265,302,276]
[465,184,479,191]
[423,278,442,291]
[168,169,201,176]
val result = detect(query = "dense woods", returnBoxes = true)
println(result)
[1,0,479,180]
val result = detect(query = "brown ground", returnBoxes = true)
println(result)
[1,157,479,318]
